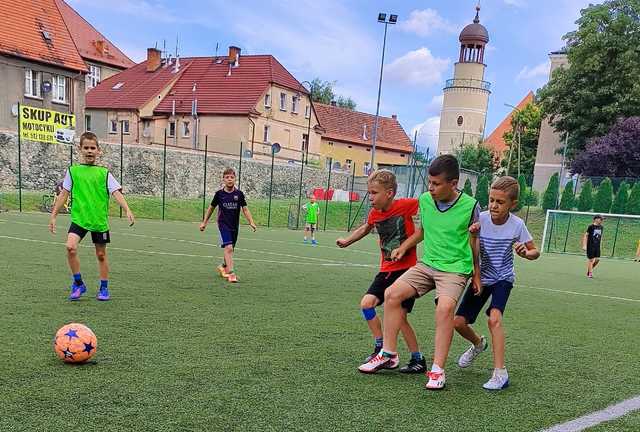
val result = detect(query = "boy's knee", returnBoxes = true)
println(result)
[384,288,402,305]
[66,244,77,255]
[453,315,467,329]
[436,297,456,315]
[487,312,503,329]
[95,249,106,261]
[360,296,378,309]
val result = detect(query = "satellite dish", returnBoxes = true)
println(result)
[244,149,253,158]
[11,104,19,117]
[271,142,281,154]
[42,81,52,94]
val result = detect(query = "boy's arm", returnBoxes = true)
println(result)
[48,189,70,234]
[470,232,482,295]
[200,205,215,231]
[336,223,373,248]
[112,190,135,226]
[390,227,424,261]
[582,232,588,250]
[241,206,257,231]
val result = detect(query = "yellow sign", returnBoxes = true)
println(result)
[19,105,76,145]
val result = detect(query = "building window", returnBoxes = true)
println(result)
[328,141,334,146]
[280,92,287,111]
[263,125,270,143]
[143,120,151,137]
[305,105,310,119]
[85,115,92,131]
[109,120,118,134]
[457,116,464,126]
[182,121,190,137]
[52,75,66,103]
[264,93,271,108]
[302,133,309,151]
[363,162,371,175]
[168,121,176,137]
[122,120,130,134]
[291,95,298,113]
[345,159,352,167]
[401,154,406,158]
[87,65,101,89]
[24,70,41,98]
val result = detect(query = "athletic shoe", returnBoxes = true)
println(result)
[588,272,593,278]
[425,370,446,390]
[227,273,238,283]
[68,283,87,301]
[303,239,308,244]
[217,265,228,278]
[358,353,399,374]
[457,335,488,368]
[96,287,110,301]
[311,239,318,246]
[399,357,427,374]
[483,370,509,391]
[364,347,381,363]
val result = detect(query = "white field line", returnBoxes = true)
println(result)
[519,284,640,303]
[0,235,376,268]
[540,395,640,432]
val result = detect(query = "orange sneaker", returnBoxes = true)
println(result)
[227,273,238,283]
[217,265,228,278]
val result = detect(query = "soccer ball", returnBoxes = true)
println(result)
[53,323,97,363]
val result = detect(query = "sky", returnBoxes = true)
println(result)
[68,0,594,154]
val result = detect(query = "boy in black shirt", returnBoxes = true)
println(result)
[582,215,603,278]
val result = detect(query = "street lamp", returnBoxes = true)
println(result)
[370,12,397,175]
[295,80,314,229]
[504,103,522,178]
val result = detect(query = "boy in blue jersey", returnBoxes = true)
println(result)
[454,176,539,390]
[200,168,257,283]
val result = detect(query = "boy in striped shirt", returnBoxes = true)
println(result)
[453,176,539,390]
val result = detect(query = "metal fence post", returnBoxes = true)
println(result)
[202,135,208,220]
[17,103,22,212]
[162,129,167,221]
[324,157,332,231]
[562,213,572,252]
[119,123,124,218]
[296,146,305,230]
[267,147,276,227]
[611,218,621,257]
[347,163,356,231]
[70,143,73,166]
[238,141,243,191]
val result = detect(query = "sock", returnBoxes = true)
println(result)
[431,363,444,374]
[475,338,485,349]
[304,236,307,241]
[100,280,108,290]
[73,273,83,286]
[411,352,423,361]
[381,350,397,358]
[374,337,383,349]
[227,268,234,274]
[495,367,508,377]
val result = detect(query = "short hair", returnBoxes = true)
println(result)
[79,131,98,147]
[428,155,459,181]
[594,214,603,220]
[222,168,236,177]
[491,176,520,201]
[368,169,397,194]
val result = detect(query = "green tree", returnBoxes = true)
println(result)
[577,179,594,211]
[455,142,497,177]
[593,177,613,213]
[538,1,640,162]
[475,175,490,208]
[542,173,560,211]
[559,180,575,210]
[627,182,640,214]
[310,78,356,110]
[611,181,630,214]
[463,178,473,196]
[501,102,543,179]
[514,174,528,211]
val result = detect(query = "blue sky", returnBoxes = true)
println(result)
[68,0,593,154]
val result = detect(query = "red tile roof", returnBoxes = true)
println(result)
[154,55,304,115]
[0,0,87,72]
[314,103,413,153]
[55,0,134,69]
[86,61,191,109]
[485,91,534,155]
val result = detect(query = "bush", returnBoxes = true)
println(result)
[593,177,613,213]
[577,179,593,212]
[515,175,528,211]
[463,178,473,196]
[611,181,629,214]
[542,173,559,211]
[627,182,640,215]
[475,175,489,208]
[559,180,575,210]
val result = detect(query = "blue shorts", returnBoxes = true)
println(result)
[455,280,513,325]
[219,228,238,248]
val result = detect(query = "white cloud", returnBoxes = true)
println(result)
[412,116,440,156]
[516,61,550,81]
[504,0,526,6]
[386,48,450,87]
[399,9,456,37]
[426,95,444,115]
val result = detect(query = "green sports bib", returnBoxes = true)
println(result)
[69,164,110,232]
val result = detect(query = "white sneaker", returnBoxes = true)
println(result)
[358,353,399,374]
[483,370,509,391]
[425,370,446,390]
[457,336,488,368]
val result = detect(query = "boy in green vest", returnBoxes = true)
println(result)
[302,196,320,245]
[49,132,135,301]
[358,155,481,391]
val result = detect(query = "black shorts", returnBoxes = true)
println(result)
[219,228,238,248]
[587,245,601,259]
[366,270,416,313]
[455,280,513,325]
[68,222,110,244]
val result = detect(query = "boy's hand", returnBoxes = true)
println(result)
[250,223,257,232]
[472,272,483,296]
[48,217,56,234]
[336,238,349,248]
[199,222,207,232]
[126,210,135,227]
[390,248,405,261]
[469,222,481,234]
[514,242,528,258]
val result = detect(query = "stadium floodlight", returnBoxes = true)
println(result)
[389,14,398,24]
[378,13,386,23]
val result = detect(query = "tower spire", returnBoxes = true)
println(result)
[474,2,481,23]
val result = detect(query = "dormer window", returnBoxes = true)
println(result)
[112,82,124,90]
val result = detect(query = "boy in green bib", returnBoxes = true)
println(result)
[302,195,320,245]
[359,155,481,390]
[49,132,135,301]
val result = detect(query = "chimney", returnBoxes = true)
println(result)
[228,46,241,67]
[391,114,397,120]
[147,48,162,72]
[330,100,337,106]
[95,39,105,55]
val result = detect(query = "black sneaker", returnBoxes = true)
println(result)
[399,357,427,374]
